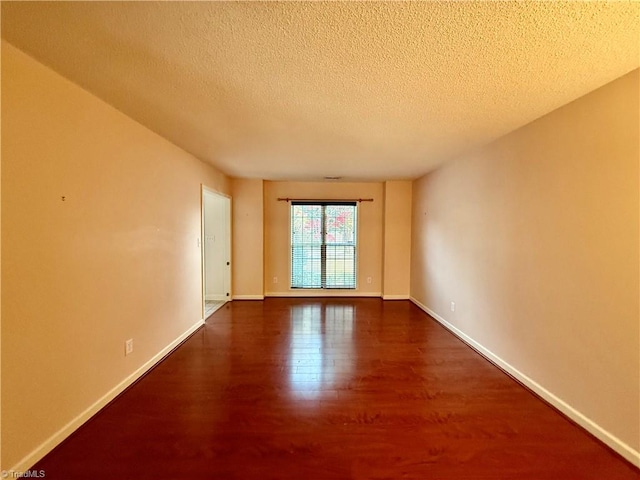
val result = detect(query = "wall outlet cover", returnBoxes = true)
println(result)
[125,339,134,356]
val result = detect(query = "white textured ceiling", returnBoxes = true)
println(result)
[2,1,638,181]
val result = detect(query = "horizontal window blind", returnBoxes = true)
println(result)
[291,202,357,289]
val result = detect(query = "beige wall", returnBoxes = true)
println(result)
[411,70,639,455]
[231,178,264,299]
[382,181,412,299]
[1,42,231,469]
[264,181,385,296]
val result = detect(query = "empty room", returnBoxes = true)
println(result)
[1,2,638,478]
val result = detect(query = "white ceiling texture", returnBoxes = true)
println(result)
[2,1,638,181]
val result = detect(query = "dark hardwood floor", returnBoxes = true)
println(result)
[34,299,638,479]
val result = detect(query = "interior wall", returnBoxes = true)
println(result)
[1,41,231,470]
[382,181,412,299]
[231,178,264,299]
[410,70,639,456]
[264,181,384,296]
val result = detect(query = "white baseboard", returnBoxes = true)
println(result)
[232,295,264,300]
[409,297,640,468]
[9,319,205,474]
[265,291,382,298]
[382,294,410,300]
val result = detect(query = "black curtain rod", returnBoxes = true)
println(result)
[277,197,374,203]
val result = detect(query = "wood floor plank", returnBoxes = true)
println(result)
[33,298,639,479]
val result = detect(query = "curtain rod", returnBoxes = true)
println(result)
[277,197,374,203]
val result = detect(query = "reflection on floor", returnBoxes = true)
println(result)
[289,303,354,398]
[204,300,226,319]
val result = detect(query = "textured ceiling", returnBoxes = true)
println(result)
[2,2,638,181]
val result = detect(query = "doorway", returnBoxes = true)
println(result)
[202,186,231,319]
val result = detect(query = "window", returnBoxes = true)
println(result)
[291,202,357,289]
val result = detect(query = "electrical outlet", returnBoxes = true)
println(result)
[367,277,372,284]
[450,302,456,312]
[125,339,134,356]
[273,276,278,284]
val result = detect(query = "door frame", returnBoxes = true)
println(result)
[201,185,232,319]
